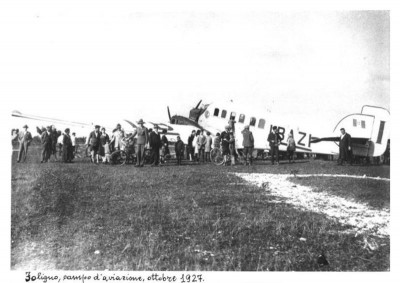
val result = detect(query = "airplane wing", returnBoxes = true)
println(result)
[170,115,204,131]
[12,110,93,129]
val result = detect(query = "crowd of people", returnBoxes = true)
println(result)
[12,125,77,163]
[12,120,361,167]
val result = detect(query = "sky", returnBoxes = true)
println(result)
[1,6,390,137]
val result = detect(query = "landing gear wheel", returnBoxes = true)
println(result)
[211,148,224,165]
[111,150,127,166]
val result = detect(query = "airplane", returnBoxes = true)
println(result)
[168,101,390,160]
[11,101,390,163]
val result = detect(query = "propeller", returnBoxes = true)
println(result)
[195,100,202,109]
[167,106,173,123]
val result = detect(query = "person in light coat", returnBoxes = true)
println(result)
[17,125,33,163]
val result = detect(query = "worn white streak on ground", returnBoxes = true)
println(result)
[295,174,390,182]
[235,173,389,238]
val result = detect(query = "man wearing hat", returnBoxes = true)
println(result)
[86,125,101,163]
[41,126,53,163]
[242,124,254,166]
[149,125,161,166]
[17,125,33,163]
[268,126,282,165]
[338,128,352,166]
[131,119,149,167]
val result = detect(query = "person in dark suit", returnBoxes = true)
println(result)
[63,128,73,163]
[86,125,101,163]
[50,125,59,160]
[175,136,185,165]
[149,125,161,166]
[131,119,148,167]
[41,126,52,163]
[338,128,352,165]
[17,125,33,163]
[268,126,282,165]
[187,130,196,161]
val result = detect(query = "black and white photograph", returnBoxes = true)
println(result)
[1,1,398,282]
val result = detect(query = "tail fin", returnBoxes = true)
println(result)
[333,105,389,157]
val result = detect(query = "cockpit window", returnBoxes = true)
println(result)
[250,117,256,126]
[213,108,219,117]
[258,119,265,129]
[230,112,236,120]
[221,110,227,119]
[238,114,245,123]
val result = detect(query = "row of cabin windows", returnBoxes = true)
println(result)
[353,119,366,129]
[213,108,266,129]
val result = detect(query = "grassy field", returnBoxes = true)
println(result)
[11,149,390,271]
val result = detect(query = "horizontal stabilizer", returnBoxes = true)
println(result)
[312,137,369,145]
[311,137,339,143]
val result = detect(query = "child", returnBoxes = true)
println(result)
[205,131,213,162]
[287,133,296,163]
[175,136,185,165]
[103,142,111,164]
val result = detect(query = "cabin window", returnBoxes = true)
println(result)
[230,112,236,121]
[213,108,219,117]
[377,121,385,144]
[353,119,357,127]
[361,120,365,128]
[258,119,265,129]
[238,114,245,123]
[250,117,256,126]
[221,110,227,119]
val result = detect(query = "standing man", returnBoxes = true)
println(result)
[205,131,213,162]
[86,125,101,163]
[17,125,33,163]
[242,125,254,166]
[197,130,206,162]
[63,128,73,163]
[41,126,52,163]
[131,119,148,167]
[50,125,59,160]
[175,136,185,165]
[268,126,282,165]
[187,130,196,161]
[149,125,161,166]
[338,128,352,166]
